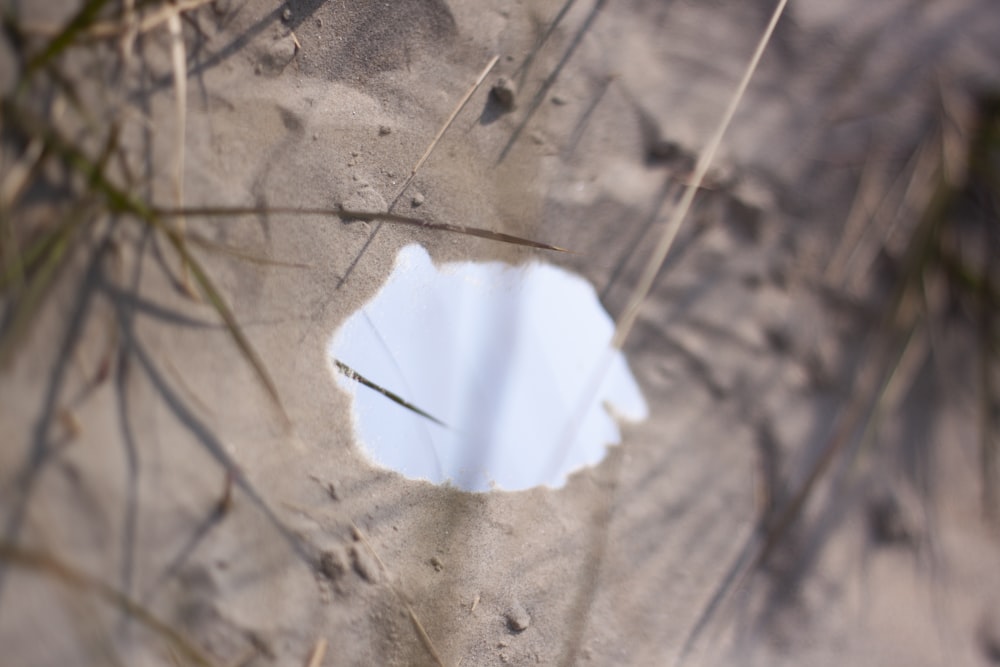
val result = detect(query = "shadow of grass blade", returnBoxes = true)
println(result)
[153,206,570,253]
[334,359,448,428]
[0,542,219,667]
[1,107,120,368]
[758,179,952,570]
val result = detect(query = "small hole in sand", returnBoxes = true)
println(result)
[328,244,647,492]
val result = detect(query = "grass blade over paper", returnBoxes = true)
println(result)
[333,358,448,428]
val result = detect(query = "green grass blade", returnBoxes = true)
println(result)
[22,0,112,80]
[153,205,570,253]
[0,219,63,293]
[0,209,87,368]
[0,542,219,667]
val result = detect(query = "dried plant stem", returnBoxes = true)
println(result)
[350,523,446,667]
[394,54,500,206]
[338,54,499,288]
[333,359,448,427]
[304,638,327,667]
[611,0,789,351]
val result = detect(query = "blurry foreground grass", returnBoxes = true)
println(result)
[1,0,998,664]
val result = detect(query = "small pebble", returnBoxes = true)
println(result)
[282,7,291,21]
[430,556,443,572]
[491,77,517,111]
[979,602,1000,663]
[411,192,425,207]
[505,600,530,632]
[318,549,346,581]
[551,94,567,105]
[349,544,380,583]
[379,124,392,136]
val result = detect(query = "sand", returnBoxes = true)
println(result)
[2,0,1000,665]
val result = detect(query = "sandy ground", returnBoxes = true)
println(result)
[2,0,1000,665]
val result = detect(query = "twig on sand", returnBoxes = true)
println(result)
[350,522,447,667]
[166,5,196,298]
[337,54,499,289]
[396,55,501,207]
[152,205,567,253]
[612,0,790,351]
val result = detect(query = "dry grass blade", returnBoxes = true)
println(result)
[18,0,217,41]
[118,0,137,58]
[0,215,75,292]
[357,212,568,252]
[338,53,501,289]
[162,226,291,428]
[611,0,789,350]
[398,54,499,201]
[304,638,327,667]
[109,0,215,39]
[967,94,1000,519]
[153,205,569,253]
[333,359,447,428]
[0,542,219,667]
[756,139,954,563]
[337,207,569,252]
